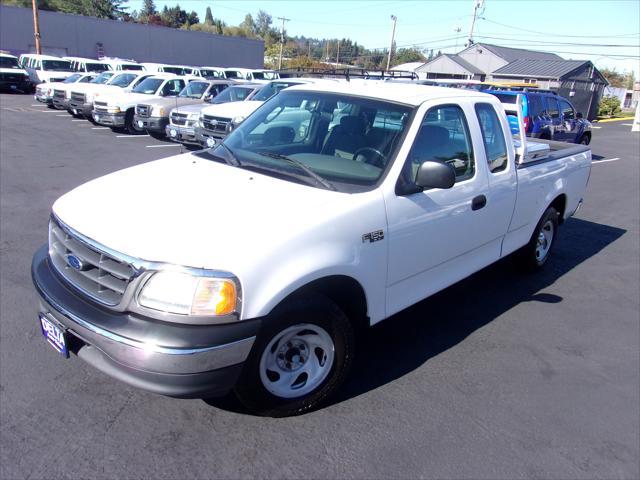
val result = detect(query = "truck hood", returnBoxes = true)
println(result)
[100,91,159,107]
[0,68,28,76]
[172,103,209,115]
[139,96,203,110]
[52,153,345,271]
[200,100,263,119]
[39,71,74,82]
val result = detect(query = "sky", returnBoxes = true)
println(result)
[127,0,640,77]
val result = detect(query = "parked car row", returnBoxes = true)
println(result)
[1,51,280,92]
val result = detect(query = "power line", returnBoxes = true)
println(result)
[473,35,640,48]
[479,17,640,39]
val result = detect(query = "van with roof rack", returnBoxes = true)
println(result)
[20,54,75,85]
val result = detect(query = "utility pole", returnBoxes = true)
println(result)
[386,15,397,71]
[454,26,462,52]
[466,0,485,47]
[336,40,340,65]
[277,16,290,70]
[31,0,42,54]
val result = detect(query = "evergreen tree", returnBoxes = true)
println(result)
[204,6,214,25]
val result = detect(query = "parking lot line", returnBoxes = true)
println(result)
[91,127,110,130]
[116,135,150,138]
[621,123,633,126]
[145,144,181,148]
[71,119,85,122]
[593,157,620,164]
[30,104,45,107]
[591,126,602,129]
[40,110,60,113]
[55,114,68,117]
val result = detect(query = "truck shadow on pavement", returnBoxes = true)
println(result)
[207,217,625,414]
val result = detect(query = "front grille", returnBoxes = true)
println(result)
[71,91,85,103]
[202,115,230,133]
[136,104,150,117]
[94,101,109,113]
[1,73,23,82]
[48,217,135,306]
[53,89,65,99]
[170,112,188,126]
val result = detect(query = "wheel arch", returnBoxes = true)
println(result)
[267,275,370,332]
[549,193,567,224]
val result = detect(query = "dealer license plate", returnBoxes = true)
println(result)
[39,313,69,357]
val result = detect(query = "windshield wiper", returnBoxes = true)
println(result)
[217,142,242,167]
[257,152,336,191]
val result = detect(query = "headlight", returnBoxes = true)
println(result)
[138,271,237,316]
[198,114,204,127]
[232,115,246,125]
[46,88,53,96]
[107,106,121,114]
[86,93,95,102]
[188,112,200,120]
[154,106,166,117]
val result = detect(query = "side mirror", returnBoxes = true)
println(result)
[415,160,456,190]
[576,112,583,119]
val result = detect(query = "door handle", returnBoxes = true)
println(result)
[472,195,487,211]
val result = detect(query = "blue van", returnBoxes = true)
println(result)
[485,90,592,145]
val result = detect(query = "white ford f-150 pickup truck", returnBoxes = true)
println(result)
[31,82,591,416]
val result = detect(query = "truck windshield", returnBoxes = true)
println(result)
[224,70,243,79]
[109,73,137,87]
[121,64,143,71]
[210,86,254,104]
[252,82,300,102]
[41,60,73,72]
[179,81,208,98]
[85,63,111,72]
[162,67,184,75]
[251,71,278,80]
[202,91,413,193]
[132,77,163,94]
[91,72,115,84]
[200,69,221,78]
[0,57,20,69]
[63,74,82,83]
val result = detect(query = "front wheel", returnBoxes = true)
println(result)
[234,295,354,417]
[517,206,559,271]
[123,110,143,135]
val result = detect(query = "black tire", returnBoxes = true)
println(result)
[234,294,355,417]
[123,109,143,135]
[578,134,590,145]
[517,206,559,271]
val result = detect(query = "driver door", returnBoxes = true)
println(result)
[384,103,500,317]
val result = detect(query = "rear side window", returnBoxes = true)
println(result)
[545,97,560,118]
[559,100,575,120]
[161,79,185,96]
[408,104,475,182]
[528,95,544,117]
[475,103,508,173]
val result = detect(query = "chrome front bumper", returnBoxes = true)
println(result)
[31,245,258,397]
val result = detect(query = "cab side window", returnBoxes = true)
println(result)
[546,97,560,119]
[406,105,475,183]
[161,80,184,96]
[475,103,508,173]
[559,100,575,120]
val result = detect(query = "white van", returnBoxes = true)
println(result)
[19,54,74,84]
[64,57,113,73]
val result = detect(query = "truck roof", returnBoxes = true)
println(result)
[287,80,494,106]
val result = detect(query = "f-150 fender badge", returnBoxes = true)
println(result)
[362,230,384,243]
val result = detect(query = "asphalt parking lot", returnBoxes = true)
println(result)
[1,92,638,479]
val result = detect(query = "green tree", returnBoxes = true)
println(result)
[141,0,156,17]
[204,6,213,25]
[600,68,626,88]
[598,95,622,117]
[393,47,426,66]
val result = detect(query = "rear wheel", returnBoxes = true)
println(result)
[234,295,354,417]
[517,206,559,270]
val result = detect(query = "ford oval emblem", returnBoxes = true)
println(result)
[65,254,85,271]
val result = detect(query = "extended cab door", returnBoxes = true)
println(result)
[384,101,509,317]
